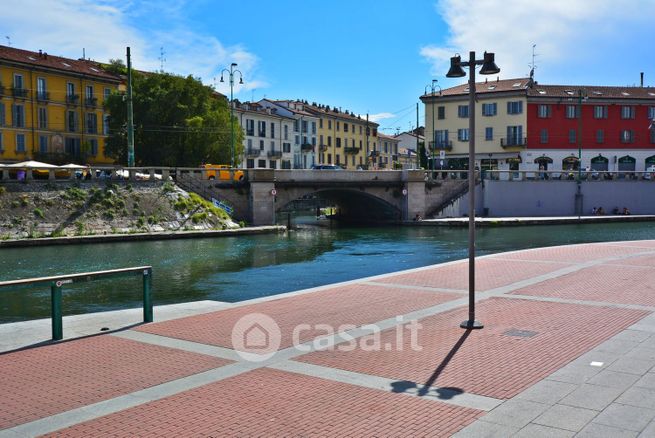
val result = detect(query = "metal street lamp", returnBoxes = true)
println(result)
[220,63,244,169]
[446,51,500,330]
[425,80,441,179]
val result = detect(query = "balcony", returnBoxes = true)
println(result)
[66,94,80,105]
[245,148,261,158]
[369,150,380,157]
[267,150,283,158]
[36,91,50,102]
[246,129,254,136]
[84,97,98,107]
[318,144,328,152]
[11,87,28,98]
[300,143,314,152]
[500,137,527,148]
[0,85,5,96]
[344,146,360,155]
[428,140,453,151]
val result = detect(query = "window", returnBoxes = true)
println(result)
[336,154,340,165]
[485,127,493,141]
[569,129,577,144]
[651,128,655,144]
[0,131,3,151]
[359,126,363,135]
[37,77,47,100]
[435,130,448,147]
[13,74,24,90]
[312,122,316,134]
[283,142,291,153]
[594,105,608,119]
[0,104,4,126]
[258,121,266,137]
[507,101,523,114]
[437,106,445,119]
[259,140,264,150]
[16,133,26,152]
[270,140,275,150]
[282,160,291,169]
[336,138,341,148]
[596,129,604,143]
[344,122,349,132]
[565,105,578,119]
[12,104,25,128]
[649,107,655,120]
[67,82,75,97]
[302,120,308,133]
[39,135,48,154]
[620,130,634,143]
[506,126,523,145]
[320,134,324,146]
[103,115,110,135]
[294,120,299,132]
[245,119,254,136]
[269,160,277,169]
[284,124,289,140]
[319,119,323,129]
[540,129,548,144]
[457,128,469,141]
[327,153,332,164]
[86,113,97,134]
[104,88,112,100]
[247,139,252,150]
[89,139,98,155]
[537,104,551,118]
[328,120,332,130]
[38,107,47,129]
[246,159,255,169]
[258,159,266,168]
[327,136,332,146]
[482,103,497,116]
[85,85,94,100]
[457,105,469,118]
[621,106,635,119]
[270,122,275,139]
[312,137,316,146]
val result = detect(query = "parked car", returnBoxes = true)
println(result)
[203,164,244,181]
[311,164,342,170]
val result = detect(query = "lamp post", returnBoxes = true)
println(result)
[575,89,586,216]
[425,80,441,179]
[446,51,500,330]
[220,63,243,169]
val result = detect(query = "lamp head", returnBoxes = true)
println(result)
[239,77,244,85]
[480,52,500,75]
[219,75,224,83]
[446,55,466,78]
[231,63,237,67]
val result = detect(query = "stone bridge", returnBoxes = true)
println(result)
[178,170,468,225]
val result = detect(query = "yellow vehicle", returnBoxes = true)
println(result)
[203,164,244,181]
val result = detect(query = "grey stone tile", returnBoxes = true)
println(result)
[593,339,641,355]
[559,384,624,411]
[608,357,655,375]
[480,399,549,428]
[611,330,653,343]
[515,380,578,405]
[577,423,638,437]
[533,403,598,432]
[617,387,655,410]
[626,346,655,362]
[452,420,519,438]
[639,420,655,437]
[635,373,655,390]
[548,364,602,384]
[592,403,655,432]
[628,315,655,334]
[569,351,621,368]
[642,335,655,348]
[588,370,641,391]
[512,423,574,438]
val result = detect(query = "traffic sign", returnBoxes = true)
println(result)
[439,150,446,159]
[271,188,277,196]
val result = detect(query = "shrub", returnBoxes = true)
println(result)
[33,208,45,219]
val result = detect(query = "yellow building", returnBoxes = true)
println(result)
[303,102,380,169]
[0,45,121,165]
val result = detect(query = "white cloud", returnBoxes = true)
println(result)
[421,0,654,85]
[2,0,265,96]
[368,112,396,123]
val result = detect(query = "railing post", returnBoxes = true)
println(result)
[142,268,153,323]
[51,282,63,340]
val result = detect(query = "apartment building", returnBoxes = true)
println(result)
[0,45,121,165]
[236,102,295,169]
[377,133,400,169]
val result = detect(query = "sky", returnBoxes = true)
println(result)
[3,0,654,134]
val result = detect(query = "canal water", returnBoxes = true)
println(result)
[1,222,655,323]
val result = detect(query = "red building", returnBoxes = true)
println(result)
[526,84,655,172]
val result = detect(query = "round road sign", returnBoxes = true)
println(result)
[271,188,277,196]
[402,188,408,196]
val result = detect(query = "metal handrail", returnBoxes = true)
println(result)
[0,266,153,341]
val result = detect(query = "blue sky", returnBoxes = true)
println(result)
[4,0,654,134]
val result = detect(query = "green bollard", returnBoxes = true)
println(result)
[143,268,153,323]
[51,283,63,340]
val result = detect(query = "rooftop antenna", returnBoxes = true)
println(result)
[5,36,10,46]
[82,48,86,60]
[158,47,166,73]
[529,43,538,79]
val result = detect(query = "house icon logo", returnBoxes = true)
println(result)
[231,313,281,362]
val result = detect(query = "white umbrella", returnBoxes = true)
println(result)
[7,160,57,168]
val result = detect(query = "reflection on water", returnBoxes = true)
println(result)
[1,221,654,323]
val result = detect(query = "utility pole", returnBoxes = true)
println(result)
[126,47,135,167]
[416,103,419,169]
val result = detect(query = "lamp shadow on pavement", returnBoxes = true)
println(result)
[390,329,472,399]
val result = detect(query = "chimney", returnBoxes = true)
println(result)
[38,49,42,57]
[641,72,644,87]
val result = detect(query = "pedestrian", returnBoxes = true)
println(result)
[591,207,597,215]
[623,207,631,215]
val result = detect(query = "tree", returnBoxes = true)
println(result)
[104,72,241,166]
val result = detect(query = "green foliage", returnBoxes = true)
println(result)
[75,221,85,234]
[20,196,29,207]
[63,187,87,202]
[191,212,208,224]
[0,186,6,195]
[10,200,20,208]
[162,182,175,193]
[50,229,65,238]
[238,221,246,228]
[33,208,45,219]
[104,72,242,166]
[136,217,145,227]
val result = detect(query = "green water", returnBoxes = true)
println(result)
[1,222,654,323]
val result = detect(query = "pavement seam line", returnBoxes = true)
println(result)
[360,281,469,294]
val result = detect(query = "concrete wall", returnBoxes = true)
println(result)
[482,180,655,216]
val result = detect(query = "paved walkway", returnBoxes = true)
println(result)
[2,240,655,437]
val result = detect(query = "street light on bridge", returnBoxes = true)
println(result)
[446,51,500,330]
[424,80,441,180]
[220,63,244,169]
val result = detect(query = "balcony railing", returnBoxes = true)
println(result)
[428,140,453,151]
[318,144,328,152]
[246,129,254,136]
[36,91,50,102]
[301,143,314,152]
[500,137,527,148]
[84,97,98,107]
[245,148,261,158]
[344,146,360,154]
[369,150,380,157]
[267,150,283,158]
[66,94,79,105]
[11,87,28,98]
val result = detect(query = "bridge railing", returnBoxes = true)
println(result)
[478,170,655,181]
[0,266,153,341]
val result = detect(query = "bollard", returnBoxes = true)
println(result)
[143,268,153,323]
[51,282,63,340]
